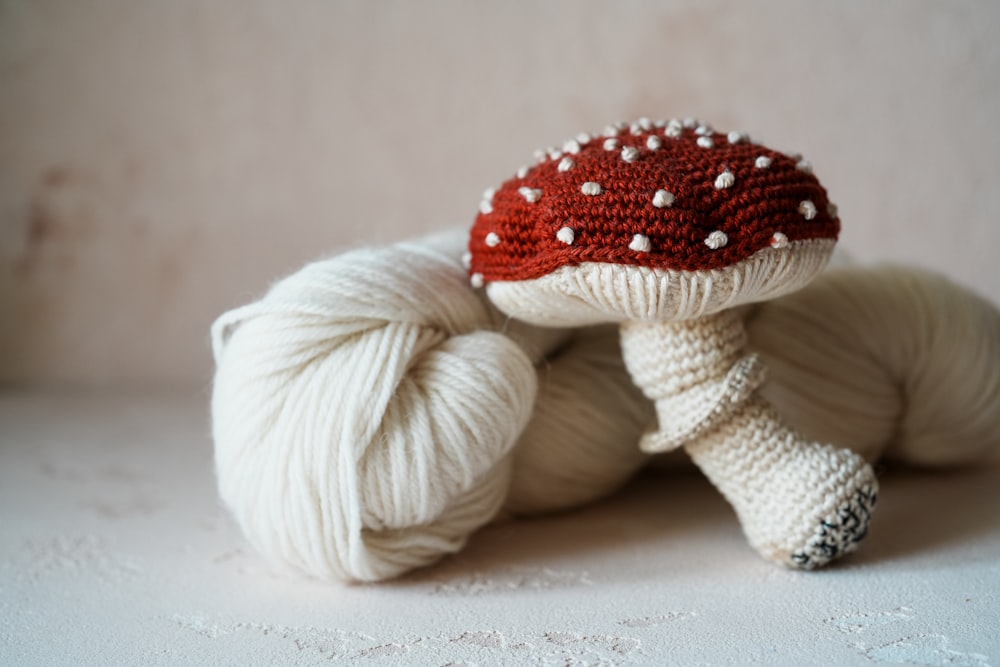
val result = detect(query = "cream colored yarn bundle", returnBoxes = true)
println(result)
[750,265,1000,467]
[211,229,1000,582]
[504,323,652,515]
[211,231,647,582]
[212,232,543,581]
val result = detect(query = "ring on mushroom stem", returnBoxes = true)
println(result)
[468,118,879,569]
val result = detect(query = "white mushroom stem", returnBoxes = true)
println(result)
[620,311,878,568]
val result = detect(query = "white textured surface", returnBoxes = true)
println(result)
[2,393,998,665]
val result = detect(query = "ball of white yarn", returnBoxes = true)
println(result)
[211,232,563,582]
[749,265,1000,466]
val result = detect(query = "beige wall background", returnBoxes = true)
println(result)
[2,0,998,388]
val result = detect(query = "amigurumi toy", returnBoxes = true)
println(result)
[468,117,872,569]
[211,118,1000,583]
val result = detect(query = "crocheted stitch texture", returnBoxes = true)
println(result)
[469,120,839,283]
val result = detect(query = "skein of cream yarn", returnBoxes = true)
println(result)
[504,323,653,515]
[212,229,1000,583]
[211,230,646,582]
[748,265,1000,467]
[212,231,536,582]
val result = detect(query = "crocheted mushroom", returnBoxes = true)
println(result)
[467,118,878,569]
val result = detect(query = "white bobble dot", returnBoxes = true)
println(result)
[796,160,813,173]
[695,124,713,136]
[483,187,496,201]
[629,122,643,136]
[629,234,651,253]
[533,149,546,163]
[470,273,484,288]
[682,117,698,129]
[479,200,493,214]
[461,251,472,268]
[519,186,543,203]
[621,146,640,163]
[727,130,748,144]
[563,139,581,154]
[665,123,683,139]
[754,156,772,169]
[638,117,653,131]
[770,232,789,249]
[705,230,728,249]
[576,132,592,144]
[516,165,530,178]
[646,135,662,150]
[548,148,563,161]
[556,227,575,245]
[799,200,818,220]
[652,189,675,208]
[603,138,619,151]
[485,232,501,247]
[714,170,735,189]
[653,119,667,128]
[558,157,575,172]
[581,181,602,196]
[827,202,839,218]
[697,136,714,149]
[602,124,620,138]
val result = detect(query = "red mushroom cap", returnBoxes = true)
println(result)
[468,120,838,286]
